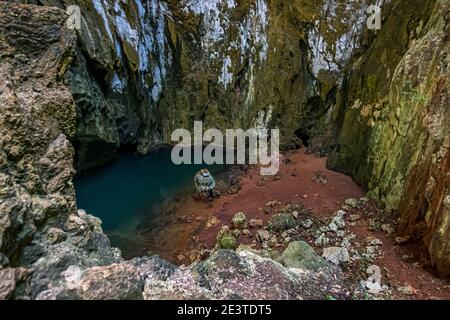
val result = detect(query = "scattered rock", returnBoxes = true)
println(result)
[268,213,298,232]
[256,230,271,243]
[395,236,410,245]
[367,236,383,246]
[312,173,328,185]
[348,214,361,222]
[231,212,247,229]
[381,224,395,235]
[344,198,358,208]
[249,219,264,228]
[216,226,238,250]
[279,241,331,271]
[300,218,314,229]
[315,234,330,247]
[322,247,350,266]
[397,284,417,295]
[206,216,220,228]
[330,210,346,230]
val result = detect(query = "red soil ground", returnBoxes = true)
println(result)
[145,149,450,300]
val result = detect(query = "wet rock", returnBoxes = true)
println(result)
[232,212,247,229]
[322,247,350,266]
[279,241,331,271]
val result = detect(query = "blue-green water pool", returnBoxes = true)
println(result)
[74,146,225,232]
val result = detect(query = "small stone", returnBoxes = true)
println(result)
[268,213,298,232]
[265,200,278,207]
[395,236,410,245]
[330,210,346,229]
[300,219,313,229]
[231,212,247,229]
[217,235,238,250]
[216,226,238,250]
[242,229,252,237]
[381,224,395,235]
[284,237,292,244]
[397,284,416,295]
[291,211,299,219]
[189,250,199,261]
[348,214,361,222]
[46,227,66,244]
[249,219,264,228]
[206,216,220,228]
[177,254,186,262]
[322,247,350,265]
[315,234,330,247]
[367,236,383,246]
[344,198,358,208]
[232,229,242,238]
[365,280,383,295]
[256,230,271,243]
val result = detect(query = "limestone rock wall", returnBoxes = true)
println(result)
[328,0,450,276]
[34,0,378,169]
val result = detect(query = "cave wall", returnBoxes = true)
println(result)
[328,0,450,276]
[33,0,378,170]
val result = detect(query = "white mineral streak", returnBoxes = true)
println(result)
[184,0,269,89]
[91,0,171,101]
[308,0,385,77]
[111,72,126,93]
[92,0,114,42]
[218,55,233,89]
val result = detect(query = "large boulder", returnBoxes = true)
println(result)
[279,241,331,271]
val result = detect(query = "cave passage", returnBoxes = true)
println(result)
[74,146,226,235]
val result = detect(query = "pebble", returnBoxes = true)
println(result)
[249,219,264,228]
